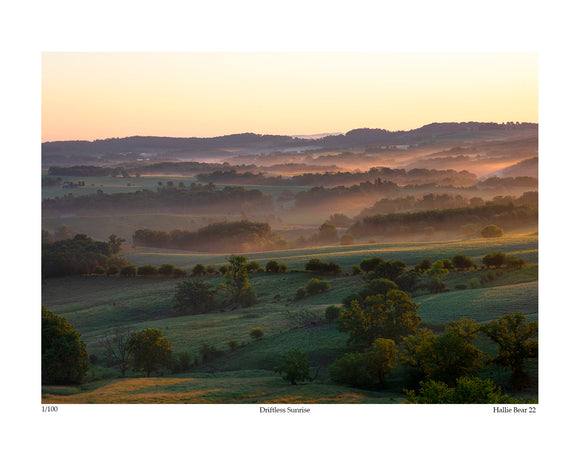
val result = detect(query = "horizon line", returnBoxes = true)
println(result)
[41,120,538,144]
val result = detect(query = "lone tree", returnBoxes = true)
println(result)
[126,328,173,377]
[107,234,126,255]
[265,260,282,273]
[250,327,264,340]
[174,278,217,315]
[452,254,477,271]
[482,251,507,269]
[221,255,257,308]
[318,222,339,244]
[481,312,538,385]
[274,349,313,385]
[100,327,132,377]
[42,306,89,385]
[481,224,504,238]
[305,278,331,295]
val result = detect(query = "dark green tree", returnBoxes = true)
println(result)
[305,278,331,295]
[338,290,421,347]
[266,260,281,272]
[192,263,207,276]
[274,349,313,385]
[294,286,307,300]
[405,376,525,404]
[221,255,257,308]
[452,254,476,271]
[126,328,173,377]
[42,306,89,384]
[370,260,407,281]
[328,352,374,388]
[481,312,538,383]
[329,338,398,388]
[174,279,217,314]
[365,338,399,385]
[305,258,327,273]
[120,265,137,277]
[359,256,386,274]
[506,256,527,270]
[413,258,432,273]
[325,305,341,323]
[158,263,175,277]
[247,261,262,273]
[401,318,483,385]
[482,251,507,268]
[250,327,264,340]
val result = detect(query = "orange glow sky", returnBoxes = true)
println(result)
[42,52,537,142]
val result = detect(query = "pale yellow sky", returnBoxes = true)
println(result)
[41,52,537,142]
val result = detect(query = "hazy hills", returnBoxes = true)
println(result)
[489,157,538,178]
[42,122,537,167]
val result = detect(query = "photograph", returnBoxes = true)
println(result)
[41,51,539,405]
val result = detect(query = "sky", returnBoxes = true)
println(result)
[41,52,538,142]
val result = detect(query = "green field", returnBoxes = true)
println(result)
[122,233,538,269]
[42,234,538,404]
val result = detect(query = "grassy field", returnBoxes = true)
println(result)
[122,232,538,270]
[41,234,538,404]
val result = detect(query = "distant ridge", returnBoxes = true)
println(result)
[43,122,537,146]
[42,122,537,166]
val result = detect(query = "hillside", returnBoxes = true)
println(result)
[41,234,538,404]
[42,122,537,167]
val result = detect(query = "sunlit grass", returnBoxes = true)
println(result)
[42,373,407,404]
[416,281,538,324]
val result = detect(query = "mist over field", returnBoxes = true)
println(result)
[41,121,539,405]
[42,122,537,249]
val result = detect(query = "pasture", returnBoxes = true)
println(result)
[42,234,538,404]
[122,233,539,270]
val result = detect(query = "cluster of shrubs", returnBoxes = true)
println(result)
[295,278,332,300]
[94,258,290,279]
[349,251,528,296]
[42,232,131,278]
[304,258,343,275]
[188,328,265,367]
[94,263,189,278]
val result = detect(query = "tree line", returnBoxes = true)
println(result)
[42,233,130,278]
[347,202,537,239]
[42,184,274,216]
[196,166,480,188]
[132,220,288,253]
[357,191,538,219]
